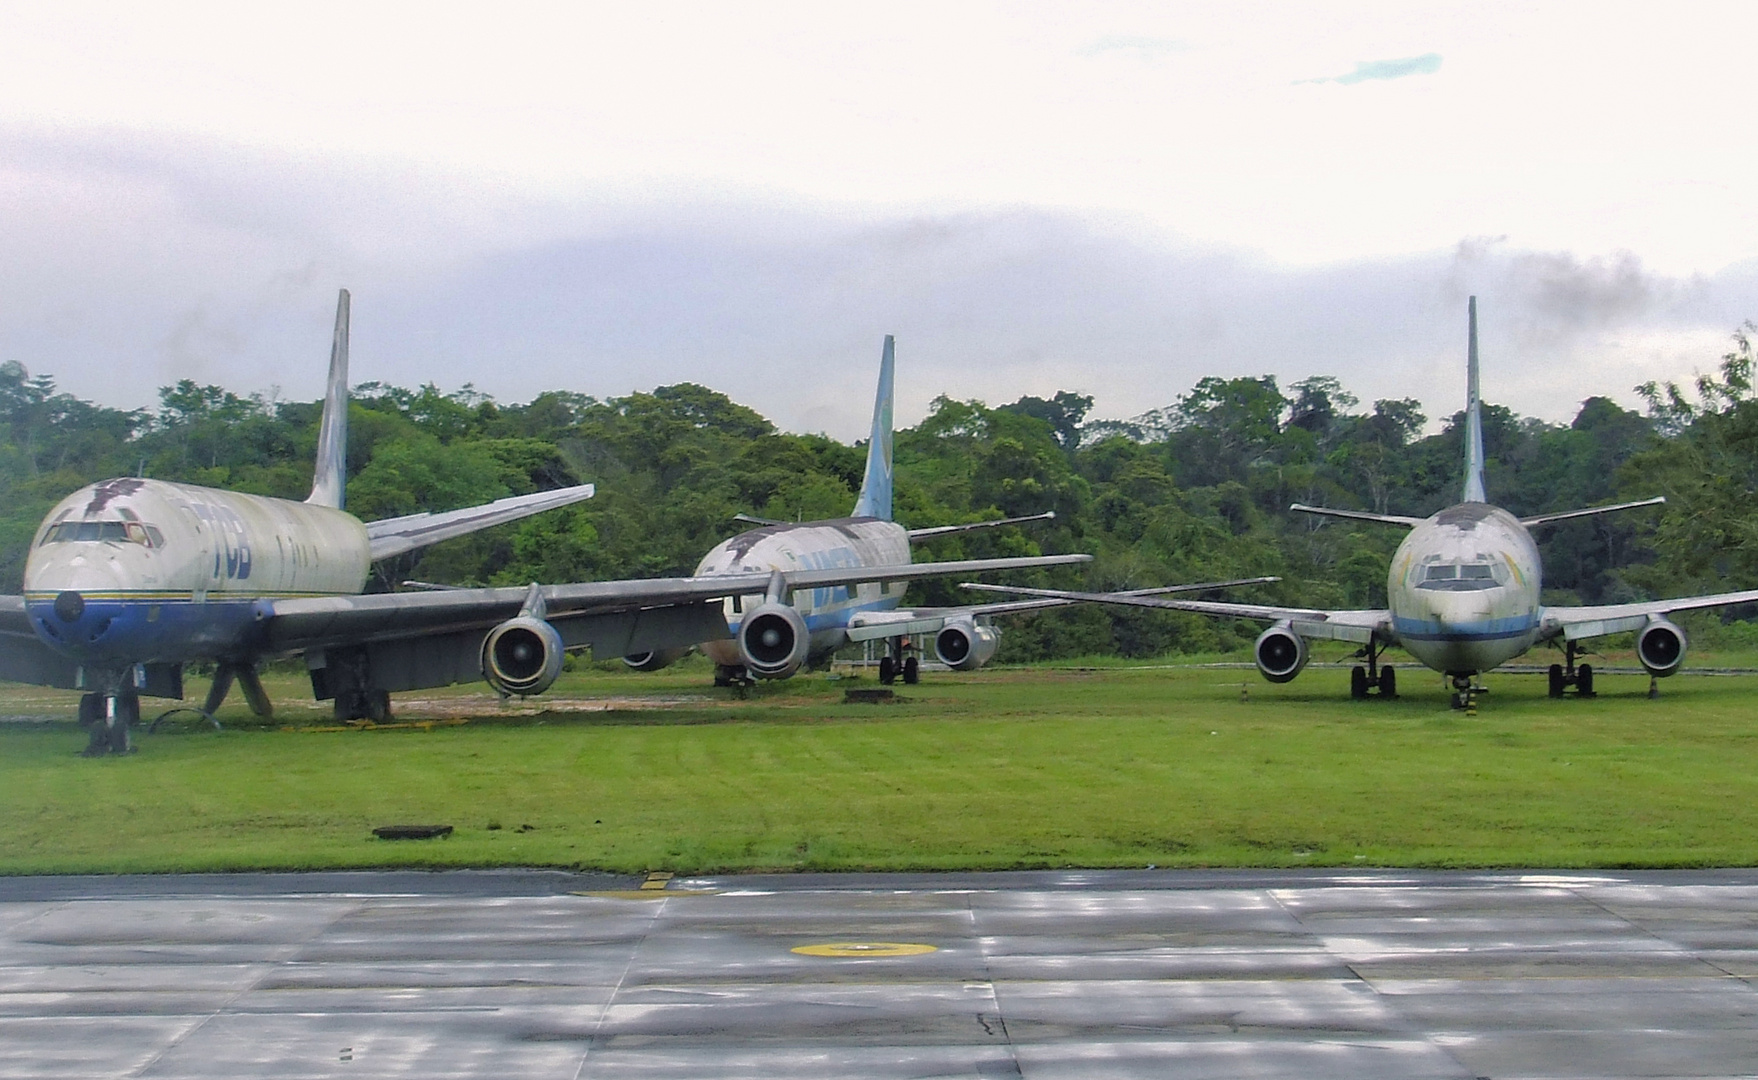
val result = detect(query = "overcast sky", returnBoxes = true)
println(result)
[2,2,1754,439]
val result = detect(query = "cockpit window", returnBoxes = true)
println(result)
[1418,560,1503,591]
[41,521,164,548]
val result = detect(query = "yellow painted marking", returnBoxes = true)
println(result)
[641,872,674,891]
[792,942,939,958]
[571,890,717,901]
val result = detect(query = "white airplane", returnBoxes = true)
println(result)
[0,295,1096,753]
[968,298,1758,709]
[626,336,1271,686]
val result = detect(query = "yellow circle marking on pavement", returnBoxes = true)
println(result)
[792,942,939,958]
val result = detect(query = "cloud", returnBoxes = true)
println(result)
[1302,52,1443,86]
[0,127,1751,444]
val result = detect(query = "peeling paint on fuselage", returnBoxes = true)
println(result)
[1387,502,1544,675]
[697,516,910,668]
[23,478,370,667]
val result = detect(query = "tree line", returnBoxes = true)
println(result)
[3,325,1755,661]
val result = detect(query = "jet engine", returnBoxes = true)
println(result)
[934,619,999,671]
[1254,621,1309,683]
[738,603,809,679]
[1635,617,1687,677]
[481,615,565,696]
[622,646,693,672]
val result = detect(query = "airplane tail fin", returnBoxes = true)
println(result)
[1462,296,1487,503]
[850,335,895,520]
[306,289,350,509]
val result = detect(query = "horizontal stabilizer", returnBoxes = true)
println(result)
[1290,504,1422,527]
[367,483,596,561]
[907,511,1056,540]
[733,513,786,527]
[1519,496,1665,528]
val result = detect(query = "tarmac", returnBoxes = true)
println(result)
[4,868,1758,1078]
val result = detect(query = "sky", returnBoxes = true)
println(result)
[2,2,1755,440]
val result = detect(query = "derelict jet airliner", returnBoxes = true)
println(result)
[624,336,1271,686]
[0,296,1098,754]
[968,298,1758,709]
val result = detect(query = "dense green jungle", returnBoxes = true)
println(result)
[4,324,1756,663]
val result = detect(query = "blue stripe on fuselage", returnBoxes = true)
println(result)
[27,596,268,665]
[1392,612,1539,643]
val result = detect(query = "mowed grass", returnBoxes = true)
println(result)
[3,647,1758,874]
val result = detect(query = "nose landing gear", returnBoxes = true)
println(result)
[1449,673,1487,714]
[1545,641,1596,699]
[78,690,139,756]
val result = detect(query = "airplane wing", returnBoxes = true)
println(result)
[365,483,597,561]
[961,583,1389,644]
[846,575,1282,642]
[261,552,1092,665]
[1539,588,1758,641]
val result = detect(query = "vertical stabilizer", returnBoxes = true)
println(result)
[850,335,895,520]
[306,289,350,509]
[1462,296,1487,503]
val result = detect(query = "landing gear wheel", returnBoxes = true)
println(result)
[1576,663,1595,697]
[1450,692,1464,710]
[1378,665,1396,699]
[902,657,919,685]
[1350,665,1369,699]
[1548,663,1566,698]
[878,656,896,685]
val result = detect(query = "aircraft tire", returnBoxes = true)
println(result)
[109,694,139,755]
[878,656,896,685]
[1378,666,1396,698]
[77,692,103,727]
[1548,664,1565,698]
[1577,663,1595,697]
[902,657,919,685]
[1350,666,1369,699]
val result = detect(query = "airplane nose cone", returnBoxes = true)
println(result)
[53,591,84,623]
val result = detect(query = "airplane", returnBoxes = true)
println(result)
[0,295,1096,754]
[623,336,1273,686]
[965,297,1758,709]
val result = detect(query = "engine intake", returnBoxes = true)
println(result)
[1635,617,1686,677]
[1254,622,1309,683]
[481,616,565,696]
[623,646,693,672]
[738,603,809,679]
[935,620,999,671]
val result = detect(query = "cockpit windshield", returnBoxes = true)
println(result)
[40,521,165,548]
[1418,560,1503,591]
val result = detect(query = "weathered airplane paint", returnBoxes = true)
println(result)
[23,478,370,667]
[1386,502,1544,674]
[696,517,911,668]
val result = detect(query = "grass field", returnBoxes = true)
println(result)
[3,644,1758,875]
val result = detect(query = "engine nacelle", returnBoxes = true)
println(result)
[1635,617,1687,677]
[1254,622,1309,683]
[935,620,1000,671]
[623,646,693,672]
[481,616,565,696]
[738,603,809,679]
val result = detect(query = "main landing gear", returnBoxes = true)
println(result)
[1546,641,1596,699]
[877,638,919,686]
[1349,637,1397,700]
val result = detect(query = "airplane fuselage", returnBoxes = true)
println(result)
[1386,502,1543,675]
[696,517,910,668]
[23,478,370,671]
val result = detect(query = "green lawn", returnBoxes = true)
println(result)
[3,648,1758,874]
